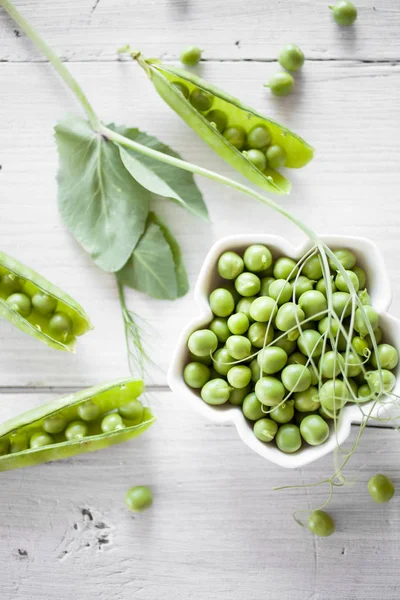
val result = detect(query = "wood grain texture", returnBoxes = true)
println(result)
[1,0,400,62]
[0,390,399,600]
[1,60,400,386]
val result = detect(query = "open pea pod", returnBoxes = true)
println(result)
[135,54,314,195]
[0,378,155,472]
[0,250,92,351]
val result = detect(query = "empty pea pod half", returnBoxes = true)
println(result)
[131,52,314,195]
[0,250,92,351]
[0,379,155,472]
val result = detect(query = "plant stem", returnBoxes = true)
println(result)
[0,0,100,130]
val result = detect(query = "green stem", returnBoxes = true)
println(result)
[0,0,100,130]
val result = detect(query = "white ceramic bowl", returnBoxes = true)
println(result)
[168,234,400,468]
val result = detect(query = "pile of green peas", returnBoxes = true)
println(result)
[183,243,399,454]
[0,396,146,456]
[0,267,84,342]
[172,81,287,171]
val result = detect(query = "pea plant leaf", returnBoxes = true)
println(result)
[55,116,150,273]
[117,212,189,300]
[109,124,209,221]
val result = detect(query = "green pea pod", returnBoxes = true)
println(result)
[0,379,154,471]
[134,54,314,195]
[0,250,92,351]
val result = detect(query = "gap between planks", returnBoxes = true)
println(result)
[1,57,400,65]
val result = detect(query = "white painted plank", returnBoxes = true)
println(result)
[1,0,400,62]
[0,390,399,600]
[1,60,400,387]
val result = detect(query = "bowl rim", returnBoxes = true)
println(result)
[168,233,398,469]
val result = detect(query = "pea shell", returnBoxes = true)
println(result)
[142,59,314,195]
[0,250,92,351]
[0,379,154,472]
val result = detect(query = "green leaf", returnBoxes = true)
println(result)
[117,213,188,300]
[55,116,150,272]
[109,124,208,221]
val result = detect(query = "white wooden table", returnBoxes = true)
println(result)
[1,1,400,598]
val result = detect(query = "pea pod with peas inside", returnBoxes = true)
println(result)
[0,250,92,351]
[129,52,314,195]
[0,379,155,472]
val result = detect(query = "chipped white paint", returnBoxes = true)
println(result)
[1,1,400,598]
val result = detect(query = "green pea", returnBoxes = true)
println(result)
[6,292,32,318]
[209,288,235,317]
[351,336,369,356]
[253,418,278,442]
[278,44,305,72]
[335,270,360,293]
[249,296,277,323]
[180,45,202,66]
[297,330,324,358]
[10,435,28,454]
[226,335,252,360]
[228,312,249,335]
[1,273,22,295]
[268,279,293,305]
[358,289,371,306]
[77,400,101,422]
[248,322,274,348]
[0,439,10,456]
[242,393,265,420]
[266,72,294,97]
[65,421,89,440]
[229,386,250,406]
[329,248,357,271]
[265,144,287,169]
[274,334,297,355]
[319,380,349,411]
[209,318,230,343]
[281,364,312,393]
[319,405,339,420]
[255,376,285,406]
[368,474,395,504]
[206,109,228,133]
[125,485,153,513]
[300,415,329,446]
[316,277,337,296]
[302,255,323,280]
[294,387,320,412]
[242,149,267,172]
[270,401,294,424]
[43,414,67,434]
[29,432,54,449]
[190,88,213,112]
[366,369,396,394]
[332,292,352,319]
[298,290,327,321]
[275,302,305,333]
[347,378,358,399]
[184,362,210,388]
[227,365,252,389]
[275,424,302,453]
[308,510,335,537]
[201,378,230,405]
[249,359,262,383]
[287,351,307,366]
[243,245,273,273]
[235,272,261,297]
[118,399,144,424]
[223,125,246,150]
[189,351,212,365]
[353,266,367,290]
[354,306,379,338]
[188,329,218,357]
[101,413,125,433]
[236,297,256,320]
[294,276,314,299]
[355,383,374,403]
[48,311,73,340]
[257,346,288,374]
[172,81,190,98]
[318,317,346,350]
[319,351,345,379]
[247,125,272,149]
[341,350,362,377]
[32,292,58,317]
[212,348,233,376]
[260,276,276,296]
[371,344,399,370]
[330,0,357,26]
[273,257,298,280]
[365,327,383,348]
[217,251,244,280]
